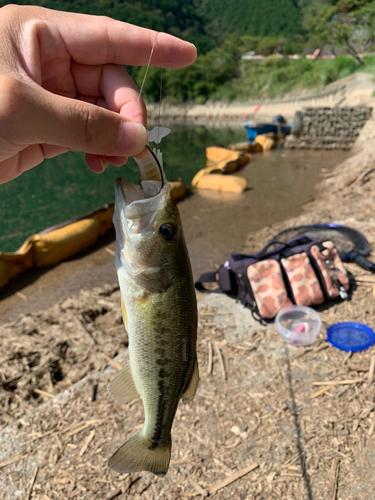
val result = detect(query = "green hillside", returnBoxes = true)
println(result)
[0,0,214,53]
[1,0,372,102]
[0,0,305,50]
[200,0,305,40]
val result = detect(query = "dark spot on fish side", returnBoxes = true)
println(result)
[156,358,168,366]
[158,367,168,378]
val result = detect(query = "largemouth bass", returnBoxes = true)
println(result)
[108,155,198,476]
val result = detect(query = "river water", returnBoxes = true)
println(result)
[0,124,348,273]
[0,125,244,253]
[179,146,348,278]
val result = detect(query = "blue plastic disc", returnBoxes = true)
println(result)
[327,322,375,352]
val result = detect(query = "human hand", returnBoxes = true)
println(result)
[0,5,197,184]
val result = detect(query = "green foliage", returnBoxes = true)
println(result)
[213,54,369,101]
[199,0,305,41]
[0,0,212,54]
[135,36,242,102]
[1,0,373,104]
[304,0,375,63]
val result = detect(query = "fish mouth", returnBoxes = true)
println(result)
[114,179,171,219]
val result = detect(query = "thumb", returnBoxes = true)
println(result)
[1,76,147,157]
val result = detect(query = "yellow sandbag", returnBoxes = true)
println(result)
[196,174,247,193]
[197,188,246,201]
[228,142,253,152]
[255,135,275,151]
[192,165,225,187]
[191,168,211,188]
[248,142,264,153]
[0,241,34,288]
[0,186,191,289]
[32,218,100,267]
[206,147,250,173]
[0,260,9,288]
[206,146,238,163]
[169,179,187,202]
[0,205,115,288]
[92,205,114,235]
[210,158,240,173]
[261,131,286,141]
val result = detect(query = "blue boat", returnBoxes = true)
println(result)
[244,115,291,142]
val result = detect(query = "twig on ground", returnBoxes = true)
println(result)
[102,353,122,371]
[207,463,259,496]
[310,386,335,399]
[328,458,339,500]
[106,486,122,500]
[312,379,363,386]
[105,247,115,256]
[27,466,39,500]
[65,419,104,436]
[0,454,27,469]
[34,388,54,399]
[68,311,98,345]
[368,355,375,384]
[207,341,213,376]
[78,430,95,457]
[16,291,28,302]
[214,344,226,381]
[190,480,208,497]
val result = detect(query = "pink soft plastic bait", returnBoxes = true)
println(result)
[295,323,311,334]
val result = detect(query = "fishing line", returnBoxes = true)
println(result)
[136,32,159,109]
[157,68,163,154]
[145,145,165,190]
[135,31,165,193]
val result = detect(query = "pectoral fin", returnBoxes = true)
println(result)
[182,359,199,405]
[108,361,140,404]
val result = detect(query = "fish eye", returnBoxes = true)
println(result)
[159,223,177,242]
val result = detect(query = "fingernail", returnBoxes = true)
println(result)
[116,121,147,154]
[99,158,109,172]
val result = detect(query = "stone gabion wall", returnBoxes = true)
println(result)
[285,106,372,150]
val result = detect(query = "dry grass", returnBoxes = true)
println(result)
[1,286,375,499]
[0,284,127,429]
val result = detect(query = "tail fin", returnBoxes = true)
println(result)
[108,431,171,477]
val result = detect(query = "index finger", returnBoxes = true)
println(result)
[34,7,197,67]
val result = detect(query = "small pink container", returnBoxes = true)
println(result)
[275,305,322,346]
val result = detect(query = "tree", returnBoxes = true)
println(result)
[305,0,375,65]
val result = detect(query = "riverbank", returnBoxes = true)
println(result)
[1,113,375,498]
[147,72,375,124]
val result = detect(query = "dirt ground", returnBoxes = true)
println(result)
[1,116,375,499]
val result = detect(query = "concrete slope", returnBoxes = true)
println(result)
[147,72,375,123]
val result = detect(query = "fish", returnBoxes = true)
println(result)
[108,148,198,477]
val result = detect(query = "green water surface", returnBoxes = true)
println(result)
[0,125,245,252]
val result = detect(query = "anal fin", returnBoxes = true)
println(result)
[182,359,199,405]
[108,361,140,404]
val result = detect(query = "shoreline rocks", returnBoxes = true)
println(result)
[285,106,372,150]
